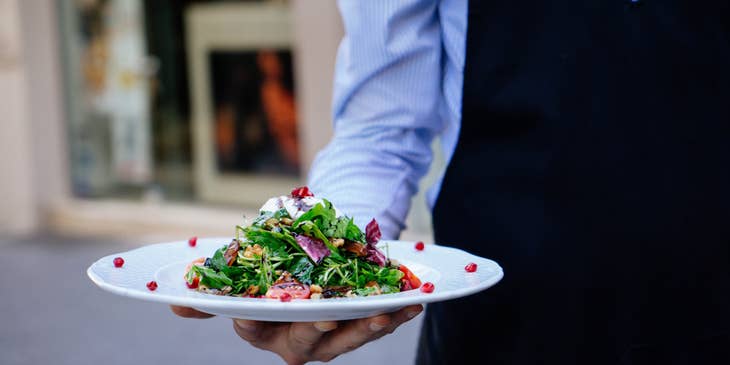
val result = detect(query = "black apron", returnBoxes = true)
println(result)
[418,1,730,364]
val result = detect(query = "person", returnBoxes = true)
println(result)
[173,1,730,364]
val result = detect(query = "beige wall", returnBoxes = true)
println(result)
[0,0,36,235]
[0,0,65,236]
[20,0,69,212]
[291,0,341,171]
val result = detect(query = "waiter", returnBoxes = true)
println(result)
[173,1,729,363]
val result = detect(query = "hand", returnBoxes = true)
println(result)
[170,304,423,365]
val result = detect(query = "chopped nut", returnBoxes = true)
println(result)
[243,244,264,258]
[310,284,323,293]
[331,238,345,248]
[247,285,260,295]
[345,290,356,298]
[279,217,294,226]
[264,218,279,228]
[389,258,400,267]
[274,271,295,285]
[252,244,263,255]
[221,286,233,295]
[310,293,322,300]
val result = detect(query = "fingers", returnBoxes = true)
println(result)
[311,306,422,361]
[370,305,423,341]
[169,305,215,319]
[312,314,391,361]
[232,319,269,346]
[230,306,424,364]
[287,321,338,355]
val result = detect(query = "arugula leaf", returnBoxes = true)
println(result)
[289,256,315,284]
[191,265,233,289]
[344,218,365,242]
[325,216,351,238]
[294,200,337,233]
[209,246,228,270]
[245,227,296,258]
[375,267,404,287]
[206,244,246,278]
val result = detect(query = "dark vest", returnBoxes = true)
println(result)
[419,1,730,364]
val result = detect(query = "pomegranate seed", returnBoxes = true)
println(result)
[465,262,478,272]
[414,241,425,251]
[186,276,200,289]
[279,292,292,302]
[420,282,435,293]
[188,236,197,247]
[291,186,314,198]
[146,281,158,291]
[113,257,124,268]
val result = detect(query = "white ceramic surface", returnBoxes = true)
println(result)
[87,238,503,322]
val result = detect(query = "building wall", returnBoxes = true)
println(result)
[0,0,36,235]
[0,0,66,236]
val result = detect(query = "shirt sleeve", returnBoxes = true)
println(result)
[308,0,444,239]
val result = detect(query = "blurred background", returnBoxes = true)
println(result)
[0,0,443,364]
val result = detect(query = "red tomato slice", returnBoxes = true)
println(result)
[265,283,311,300]
[399,264,422,289]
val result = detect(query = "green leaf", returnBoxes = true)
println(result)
[245,227,295,258]
[379,284,400,294]
[191,265,233,289]
[344,218,365,242]
[207,244,246,278]
[375,267,404,287]
[289,256,315,284]
[353,286,380,296]
[293,200,336,233]
[325,216,351,238]
[209,246,228,270]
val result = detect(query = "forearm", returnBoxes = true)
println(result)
[309,0,444,239]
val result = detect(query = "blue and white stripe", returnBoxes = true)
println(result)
[309,0,467,239]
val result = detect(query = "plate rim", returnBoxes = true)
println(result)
[87,239,504,313]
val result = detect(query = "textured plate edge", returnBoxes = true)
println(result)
[86,240,504,318]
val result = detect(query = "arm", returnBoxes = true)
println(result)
[309,0,445,239]
[173,1,443,363]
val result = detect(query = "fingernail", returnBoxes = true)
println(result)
[314,321,337,332]
[407,310,422,319]
[234,320,258,332]
[369,322,386,332]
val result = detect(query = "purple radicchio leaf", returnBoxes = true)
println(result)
[365,219,381,245]
[295,234,330,263]
[364,219,386,266]
[366,246,387,267]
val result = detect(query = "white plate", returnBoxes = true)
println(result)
[87,238,503,322]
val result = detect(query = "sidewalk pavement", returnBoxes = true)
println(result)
[0,234,423,365]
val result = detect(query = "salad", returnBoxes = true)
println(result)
[184,187,422,300]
